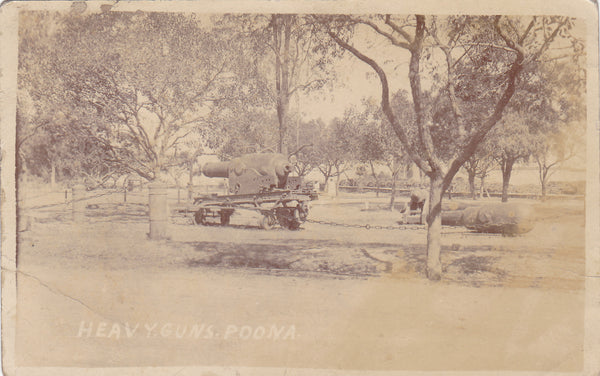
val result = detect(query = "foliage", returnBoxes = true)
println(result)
[320,14,580,279]
[18,11,259,183]
[230,14,340,154]
[312,113,360,187]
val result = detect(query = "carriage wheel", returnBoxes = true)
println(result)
[194,209,208,225]
[260,214,276,230]
[220,210,233,226]
[286,208,302,230]
[275,207,301,230]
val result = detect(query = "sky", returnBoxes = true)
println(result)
[297,24,413,123]
[295,17,587,124]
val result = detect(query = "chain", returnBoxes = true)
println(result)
[305,218,425,231]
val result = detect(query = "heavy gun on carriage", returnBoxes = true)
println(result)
[188,153,317,230]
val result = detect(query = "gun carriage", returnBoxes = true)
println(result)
[189,153,317,230]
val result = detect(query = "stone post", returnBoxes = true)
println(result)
[327,178,336,196]
[72,184,86,223]
[187,183,193,201]
[148,182,168,240]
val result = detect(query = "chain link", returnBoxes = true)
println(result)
[305,218,425,231]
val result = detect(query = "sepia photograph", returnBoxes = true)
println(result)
[1,0,599,374]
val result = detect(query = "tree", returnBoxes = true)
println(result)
[534,121,583,199]
[529,56,586,199]
[462,143,494,200]
[352,102,387,197]
[354,94,411,205]
[322,15,576,279]
[241,15,336,155]
[217,109,278,159]
[17,11,123,187]
[314,115,359,195]
[487,113,536,202]
[21,12,257,182]
[15,12,120,188]
[287,117,323,177]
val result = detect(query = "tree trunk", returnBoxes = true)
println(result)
[501,158,515,203]
[50,162,56,189]
[541,180,547,200]
[405,163,412,180]
[389,170,398,211]
[468,170,476,200]
[426,175,443,281]
[369,160,379,197]
[540,167,549,201]
[479,175,485,199]
[320,168,332,193]
[273,15,291,155]
[334,166,341,197]
[188,162,194,200]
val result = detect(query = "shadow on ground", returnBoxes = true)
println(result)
[180,240,581,290]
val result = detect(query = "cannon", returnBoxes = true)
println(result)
[461,203,535,236]
[186,153,317,230]
[202,153,301,195]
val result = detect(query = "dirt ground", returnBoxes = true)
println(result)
[13,192,585,371]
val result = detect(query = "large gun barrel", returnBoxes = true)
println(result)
[201,153,295,194]
[202,161,230,178]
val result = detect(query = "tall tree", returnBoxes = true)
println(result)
[314,115,359,195]
[534,121,583,199]
[322,15,577,280]
[237,14,338,155]
[17,11,123,187]
[487,113,536,202]
[529,56,586,199]
[353,102,387,197]
[354,94,411,205]
[287,117,323,177]
[20,11,257,182]
[462,143,494,200]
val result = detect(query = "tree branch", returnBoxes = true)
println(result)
[385,15,414,44]
[442,15,527,192]
[358,18,411,50]
[327,29,432,174]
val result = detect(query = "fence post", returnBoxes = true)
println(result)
[327,178,336,196]
[148,182,168,240]
[187,183,193,200]
[72,184,86,223]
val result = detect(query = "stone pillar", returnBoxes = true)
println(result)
[72,184,86,223]
[327,178,336,196]
[148,182,168,240]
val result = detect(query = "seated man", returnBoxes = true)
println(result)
[401,188,428,224]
